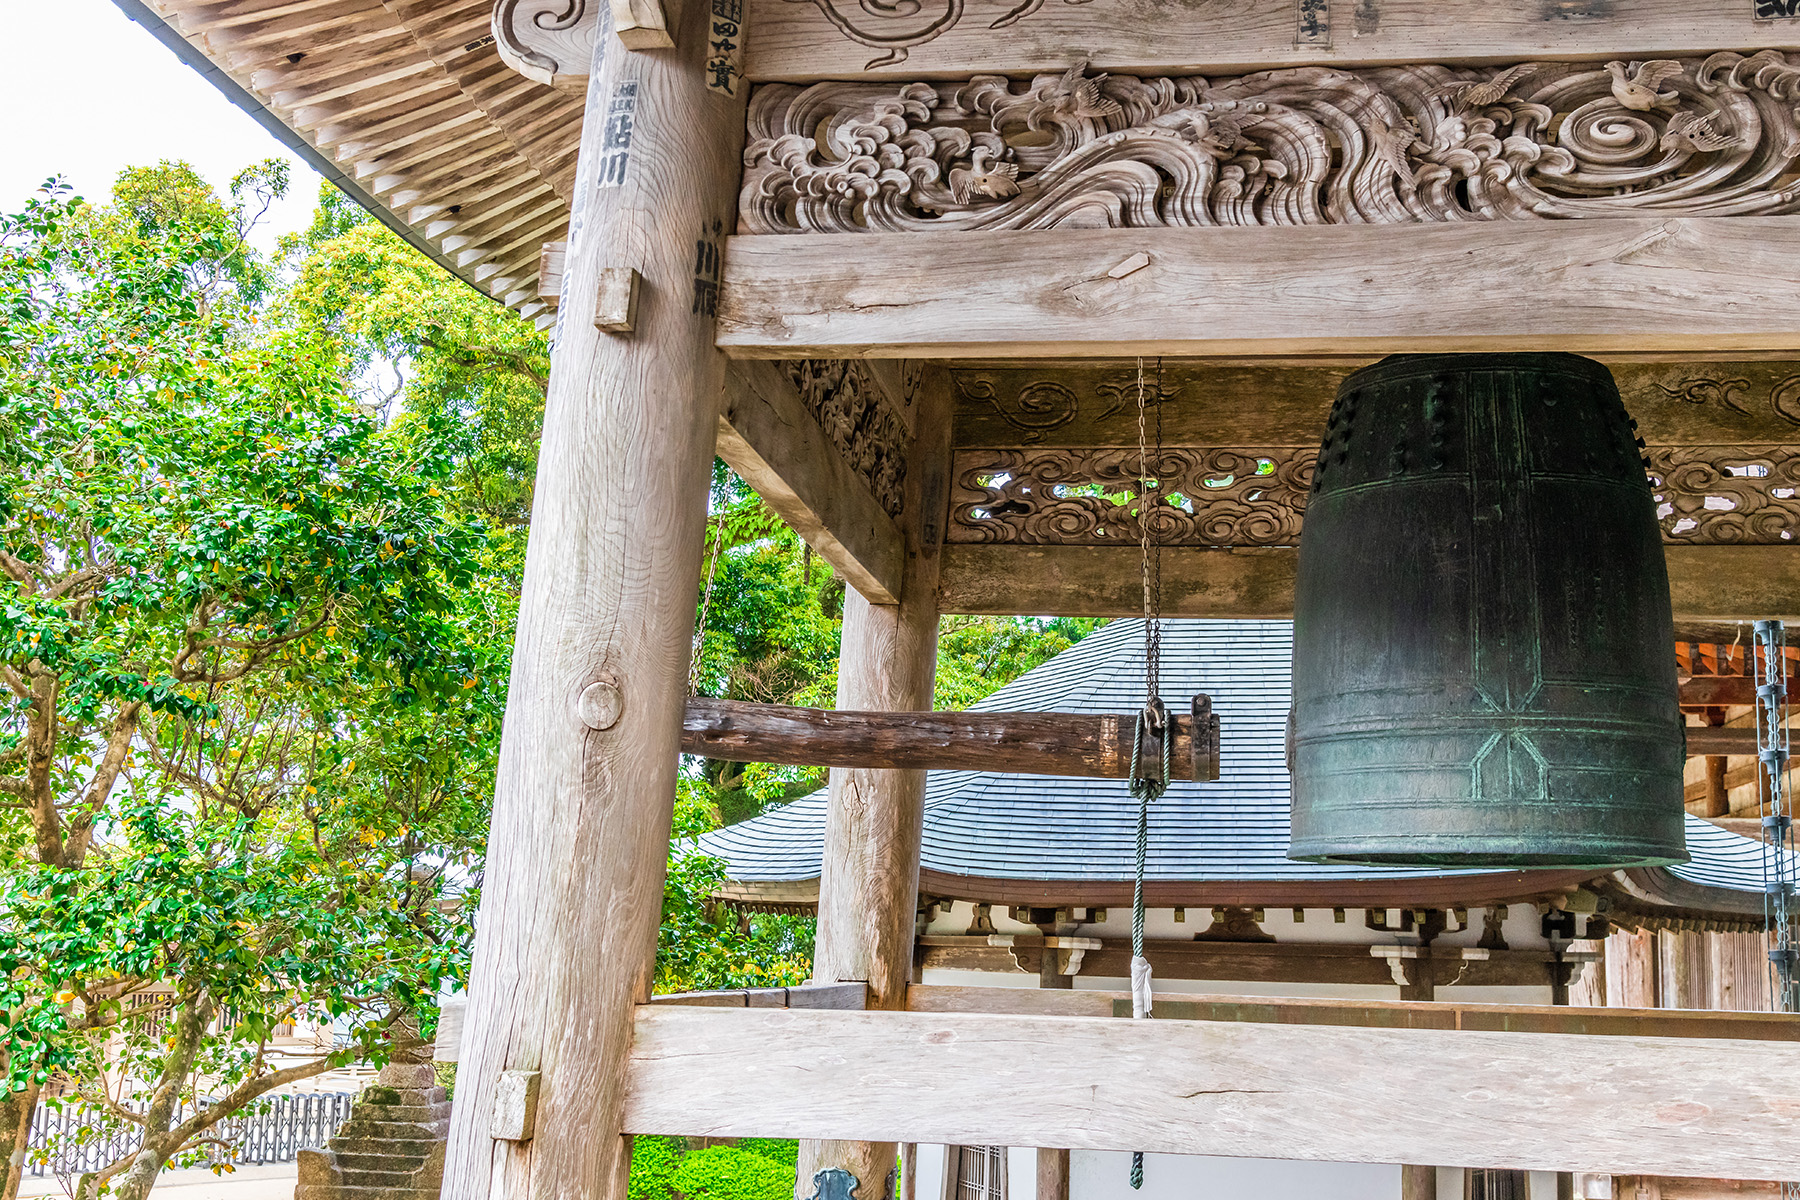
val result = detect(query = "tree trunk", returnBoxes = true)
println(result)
[438,5,750,1200]
[0,1082,41,1200]
[110,995,213,1200]
[796,369,953,1200]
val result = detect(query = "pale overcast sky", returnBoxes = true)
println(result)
[0,0,325,241]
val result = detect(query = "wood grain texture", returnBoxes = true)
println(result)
[949,361,1800,449]
[716,220,1800,360]
[741,0,1800,82]
[717,359,904,603]
[622,1005,1800,1179]
[439,4,748,1199]
[937,544,1800,621]
[681,698,1218,779]
[799,367,953,1198]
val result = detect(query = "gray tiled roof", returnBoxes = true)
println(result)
[697,619,1790,897]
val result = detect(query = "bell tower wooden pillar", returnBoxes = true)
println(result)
[797,369,953,1200]
[440,3,746,1198]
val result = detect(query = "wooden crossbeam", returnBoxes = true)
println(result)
[716,219,1800,360]
[1680,675,1798,707]
[716,359,904,603]
[938,544,1800,624]
[682,697,1220,780]
[622,1005,1800,1179]
[742,0,1800,82]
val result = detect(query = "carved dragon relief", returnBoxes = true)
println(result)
[741,52,1800,233]
[948,444,1800,547]
[788,360,909,517]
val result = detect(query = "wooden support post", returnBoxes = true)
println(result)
[1034,1150,1070,1200]
[440,5,747,1200]
[796,368,953,1200]
[1400,1164,1437,1200]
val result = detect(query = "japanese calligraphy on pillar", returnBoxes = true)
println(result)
[693,221,722,317]
[706,0,744,96]
[1295,0,1329,45]
[596,81,638,189]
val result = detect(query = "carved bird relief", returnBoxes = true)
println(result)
[949,146,1022,203]
[1660,110,1741,154]
[1368,118,1421,188]
[1605,60,1684,111]
[1436,63,1538,110]
[1150,109,1258,157]
[1050,61,1123,119]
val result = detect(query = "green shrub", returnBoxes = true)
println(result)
[672,1145,797,1200]
[629,1137,684,1200]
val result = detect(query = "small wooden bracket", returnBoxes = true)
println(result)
[490,1069,541,1141]
[611,0,673,49]
[595,267,642,333]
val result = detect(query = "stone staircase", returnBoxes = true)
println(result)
[296,1062,448,1200]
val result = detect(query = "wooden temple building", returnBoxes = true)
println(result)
[117,0,1800,1196]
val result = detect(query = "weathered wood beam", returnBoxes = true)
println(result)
[682,697,1220,780]
[716,359,905,604]
[1679,675,1798,707]
[648,982,868,1010]
[717,219,1800,360]
[742,0,1800,82]
[623,1005,1800,1179]
[901,984,1800,1042]
[949,361,1800,448]
[938,545,1800,623]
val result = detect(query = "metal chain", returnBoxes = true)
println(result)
[1754,623,1800,1200]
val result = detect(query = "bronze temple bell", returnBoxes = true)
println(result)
[1288,353,1689,868]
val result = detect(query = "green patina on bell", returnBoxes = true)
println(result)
[1289,352,1689,868]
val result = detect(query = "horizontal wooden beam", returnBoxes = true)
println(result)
[623,1005,1800,1178]
[682,696,1219,780]
[717,219,1800,360]
[949,360,1800,448]
[743,0,1800,82]
[902,984,1800,1043]
[649,982,867,1010]
[717,359,904,603]
[1680,675,1798,707]
[939,544,1800,623]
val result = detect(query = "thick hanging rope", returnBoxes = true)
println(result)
[1126,358,1168,1192]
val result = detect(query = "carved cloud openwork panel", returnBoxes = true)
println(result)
[948,448,1314,547]
[741,52,1800,233]
[787,360,910,517]
[948,445,1800,547]
[1650,445,1800,544]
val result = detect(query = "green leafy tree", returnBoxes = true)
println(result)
[0,170,498,1199]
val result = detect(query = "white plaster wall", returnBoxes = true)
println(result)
[1071,1151,1400,1200]
[911,1143,948,1200]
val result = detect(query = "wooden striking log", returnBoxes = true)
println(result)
[441,4,749,1200]
[682,697,1221,780]
[622,1005,1800,1179]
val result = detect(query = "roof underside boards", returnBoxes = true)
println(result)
[696,619,1795,905]
[125,0,579,324]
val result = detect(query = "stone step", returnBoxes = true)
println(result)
[337,1116,449,1140]
[332,1151,432,1174]
[351,1102,451,1123]
[341,1167,429,1189]
[328,1136,442,1159]
[297,1184,440,1200]
[358,1086,449,1107]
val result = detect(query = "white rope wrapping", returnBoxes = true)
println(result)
[1130,954,1154,1020]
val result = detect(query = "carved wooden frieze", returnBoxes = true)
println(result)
[741,52,1800,233]
[949,444,1800,547]
[1650,445,1800,544]
[493,0,598,88]
[788,360,908,517]
[948,448,1315,547]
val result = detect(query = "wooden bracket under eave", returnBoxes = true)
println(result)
[612,0,673,49]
